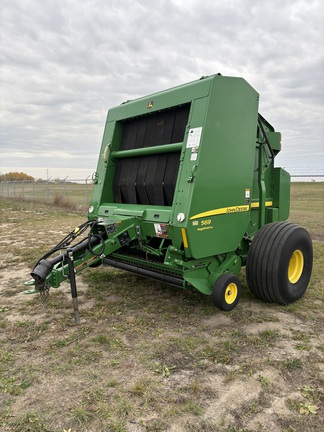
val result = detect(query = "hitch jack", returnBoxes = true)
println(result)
[66,248,80,324]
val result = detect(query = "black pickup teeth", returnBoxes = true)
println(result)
[113,247,165,264]
[104,257,183,288]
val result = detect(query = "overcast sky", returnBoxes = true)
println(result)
[1,0,323,179]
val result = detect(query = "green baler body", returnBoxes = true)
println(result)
[83,74,290,295]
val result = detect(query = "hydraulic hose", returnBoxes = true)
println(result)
[31,225,106,284]
[31,220,94,271]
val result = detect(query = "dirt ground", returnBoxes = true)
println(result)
[0,200,323,432]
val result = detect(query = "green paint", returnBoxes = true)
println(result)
[30,74,290,298]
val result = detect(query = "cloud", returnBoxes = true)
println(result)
[1,0,323,178]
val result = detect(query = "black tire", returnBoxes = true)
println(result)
[246,222,313,305]
[212,273,241,311]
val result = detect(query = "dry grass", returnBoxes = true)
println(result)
[0,197,323,432]
[52,193,78,210]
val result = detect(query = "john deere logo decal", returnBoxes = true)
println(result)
[147,100,154,109]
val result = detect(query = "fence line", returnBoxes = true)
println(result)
[0,178,93,210]
[1,175,322,202]
[290,175,323,182]
[0,174,323,239]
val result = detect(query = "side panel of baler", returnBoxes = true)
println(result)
[180,77,260,258]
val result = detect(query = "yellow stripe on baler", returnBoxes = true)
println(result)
[250,201,273,208]
[190,201,273,220]
[190,205,249,220]
[181,228,189,248]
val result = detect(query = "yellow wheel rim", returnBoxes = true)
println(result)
[225,283,238,304]
[288,250,304,284]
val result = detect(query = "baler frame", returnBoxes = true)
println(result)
[25,74,313,321]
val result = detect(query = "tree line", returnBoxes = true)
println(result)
[0,172,34,181]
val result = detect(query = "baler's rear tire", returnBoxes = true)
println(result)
[246,222,313,305]
[212,273,241,311]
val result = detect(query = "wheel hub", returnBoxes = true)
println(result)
[225,283,238,304]
[288,249,304,284]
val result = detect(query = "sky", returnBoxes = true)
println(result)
[1,0,323,180]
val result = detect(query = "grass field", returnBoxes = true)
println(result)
[290,182,324,241]
[0,186,323,431]
[1,180,323,239]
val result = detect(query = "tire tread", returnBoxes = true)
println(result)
[246,222,312,304]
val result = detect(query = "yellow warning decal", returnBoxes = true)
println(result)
[190,205,249,220]
[251,201,273,208]
[181,228,189,248]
